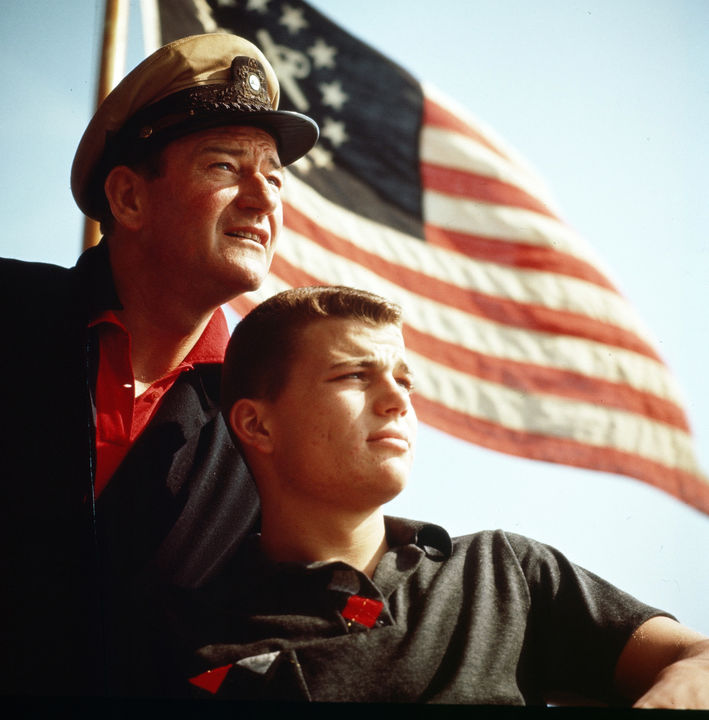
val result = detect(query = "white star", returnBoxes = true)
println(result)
[320,80,348,111]
[308,38,337,69]
[290,145,334,173]
[321,117,348,147]
[244,0,269,11]
[280,4,308,34]
[309,145,334,170]
[291,154,312,172]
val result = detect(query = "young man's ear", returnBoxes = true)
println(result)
[103,165,147,232]
[228,398,273,454]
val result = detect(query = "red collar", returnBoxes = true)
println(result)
[90,307,230,369]
[90,307,230,496]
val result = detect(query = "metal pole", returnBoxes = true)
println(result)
[82,0,129,251]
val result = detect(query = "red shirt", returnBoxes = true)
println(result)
[90,308,230,497]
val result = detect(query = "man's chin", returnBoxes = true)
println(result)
[376,473,409,506]
[222,265,270,299]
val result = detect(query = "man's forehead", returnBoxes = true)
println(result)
[314,318,407,361]
[181,125,282,163]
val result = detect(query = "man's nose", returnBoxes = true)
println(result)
[235,173,279,214]
[374,377,412,417]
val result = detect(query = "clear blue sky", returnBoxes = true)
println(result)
[0,0,707,635]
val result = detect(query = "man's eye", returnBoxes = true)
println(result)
[267,175,283,189]
[397,377,415,393]
[335,372,365,382]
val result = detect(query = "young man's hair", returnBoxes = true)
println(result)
[221,285,403,414]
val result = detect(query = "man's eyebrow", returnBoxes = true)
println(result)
[199,144,283,171]
[329,357,414,376]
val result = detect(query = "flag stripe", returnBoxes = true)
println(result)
[401,325,689,431]
[423,225,617,291]
[420,124,558,211]
[285,201,660,360]
[423,190,607,265]
[230,277,700,477]
[285,177,622,315]
[245,249,689,433]
[412,393,709,515]
[421,162,557,220]
[283,179,657,348]
[274,222,685,404]
[422,88,563,209]
[422,93,515,162]
[408,350,698,472]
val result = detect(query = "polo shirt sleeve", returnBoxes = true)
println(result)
[503,532,674,703]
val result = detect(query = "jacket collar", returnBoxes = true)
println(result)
[74,238,123,317]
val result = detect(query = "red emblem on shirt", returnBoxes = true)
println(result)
[188,664,231,694]
[341,595,384,628]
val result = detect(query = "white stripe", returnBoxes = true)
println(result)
[260,227,685,406]
[420,125,556,211]
[422,82,561,211]
[424,189,610,268]
[283,174,654,341]
[408,350,700,475]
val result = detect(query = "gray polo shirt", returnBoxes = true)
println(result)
[166,517,670,704]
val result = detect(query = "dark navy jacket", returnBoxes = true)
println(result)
[0,242,259,696]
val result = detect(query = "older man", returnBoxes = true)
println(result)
[0,34,317,696]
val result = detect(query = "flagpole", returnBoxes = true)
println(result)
[82,0,130,251]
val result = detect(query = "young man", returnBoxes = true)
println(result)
[0,34,317,695]
[164,285,708,707]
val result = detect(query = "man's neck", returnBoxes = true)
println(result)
[259,506,389,579]
[107,236,217,392]
[120,305,212,393]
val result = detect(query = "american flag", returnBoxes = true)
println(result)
[149,0,708,515]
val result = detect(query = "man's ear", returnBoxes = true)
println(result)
[103,165,147,231]
[228,398,273,454]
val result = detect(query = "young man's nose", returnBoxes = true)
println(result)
[374,376,411,416]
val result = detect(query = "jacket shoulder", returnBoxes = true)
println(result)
[0,256,76,302]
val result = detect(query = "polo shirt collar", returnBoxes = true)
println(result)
[230,517,453,603]
[384,516,453,559]
[89,305,229,368]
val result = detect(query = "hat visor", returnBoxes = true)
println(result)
[246,110,319,167]
[160,108,319,167]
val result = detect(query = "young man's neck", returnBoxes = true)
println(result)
[259,505,389,579]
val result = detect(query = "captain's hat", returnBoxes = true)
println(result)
[71,33,319,220]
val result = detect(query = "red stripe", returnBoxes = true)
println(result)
[421,162,557,219]
[402,325,689,432]
[423,95,511,161]
[424,224,617,291]
[284,203,661,362]
[413,394,709,515]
